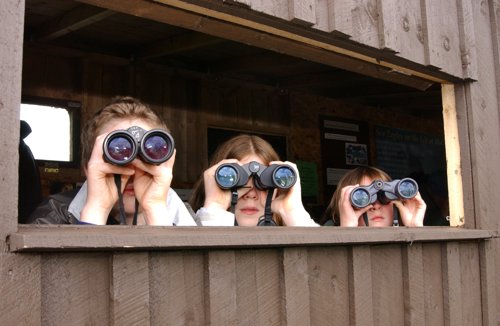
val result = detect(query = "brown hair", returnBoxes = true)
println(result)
[188,134,284,224]
[80,96,168,168]
[321,166,391,225]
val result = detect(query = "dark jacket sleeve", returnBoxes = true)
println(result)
[26,190,80,224]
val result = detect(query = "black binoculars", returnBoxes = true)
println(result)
[350,178,418,209]
[215,161,296,190]
[103,126,175,165]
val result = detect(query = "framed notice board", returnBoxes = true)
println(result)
[319,116,369,200]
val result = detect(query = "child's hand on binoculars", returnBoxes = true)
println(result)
[130,149,176,225]
[270,161,310,226]
[338,185,372,227]
[203,159,240,211]
[392,192,426,227]
[81,133,136,224]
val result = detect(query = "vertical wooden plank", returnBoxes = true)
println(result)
[0,254,41,325]
[327,0,380,48]
[456,0,478,80]
[234,249,283,326]
[282,247,311,325]
[111,252,150,326]
[349,246,374,326]
[461,0,500,231]
[41,253,110,325]
[288,0,316,26]
[441,242,462,326]
[0,0,24,243]
[149,251,206,325]
[479,239,498,326]
[452,84,475,228]
[370,245,404,326]
[422,243,444,326]
[378,0,426,64]
[402,243,425,326]
[441,84,465,227]
[421,0,463,77]
[458,242,482,325]
[207,250,238,325]
[234,250,260,325]
[308,247,350,326]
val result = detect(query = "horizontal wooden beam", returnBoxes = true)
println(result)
[135,32,225,59]
[75,0,440,90]
[33,5,115,42]
[9,225,497,252]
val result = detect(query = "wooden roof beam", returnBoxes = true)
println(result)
[135,32,225,59]
[32,5,115,42]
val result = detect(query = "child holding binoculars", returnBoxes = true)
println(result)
[323,166,426,227]
[189,134,319,227]
[28,96,197,226]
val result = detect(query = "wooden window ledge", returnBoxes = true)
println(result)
[8,225,498,252]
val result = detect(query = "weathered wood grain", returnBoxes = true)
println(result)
[110,252,150,325]
[0,253,41,326]
[0,0,24,246]
[378,0,426,65]
[9,225,496,251]
[422,0,463,77]
[206,250,239,324]
[41,253,110,325]
[149,251,206,325]
[422,243,444,326]
[349,245,374,325]
[283,247,311,325]
[402,243,425,326]
[459,241,482,325]
[308,247,350,326]
[371,244,404,326]
[442,242,463,326]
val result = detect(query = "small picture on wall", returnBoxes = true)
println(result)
[345,143,368,166]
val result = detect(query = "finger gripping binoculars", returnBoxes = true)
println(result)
[350,178,418,209]
[103,126,175,165]
[215,161,296,190]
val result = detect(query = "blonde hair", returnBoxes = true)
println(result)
[80,96,168,168]
[189,134,285,225]
[322,166,391,225]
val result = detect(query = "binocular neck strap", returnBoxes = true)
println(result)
[114,174,127,225]
[393,206,400,227]
[114,174,139,225]
[261,189,275,226]
[362,212,369,227]
[231,188,238,226]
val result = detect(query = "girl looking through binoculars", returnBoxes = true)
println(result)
[189,134,318,227]
[323,166,426,227]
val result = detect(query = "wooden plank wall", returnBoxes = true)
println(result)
[235,0,467,78]
[1,240,485,325]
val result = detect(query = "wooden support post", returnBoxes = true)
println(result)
[441,83,465,226]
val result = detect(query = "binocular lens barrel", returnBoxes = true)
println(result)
[105,133,137,165]
[350,188,371,208]
[141,131,174,164]
[397,179,418,198]
[272,166,296,189]
[215,165,239,189]
[103,127,174,165]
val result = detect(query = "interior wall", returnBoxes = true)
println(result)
[21,48,445,214]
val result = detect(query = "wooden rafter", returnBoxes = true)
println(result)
[32,4,115,42]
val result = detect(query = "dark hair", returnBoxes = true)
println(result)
[80,96,168,168]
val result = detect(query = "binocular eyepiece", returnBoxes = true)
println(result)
[215,161,296,190]
[103,126,175,165]
[350,178,418,209]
